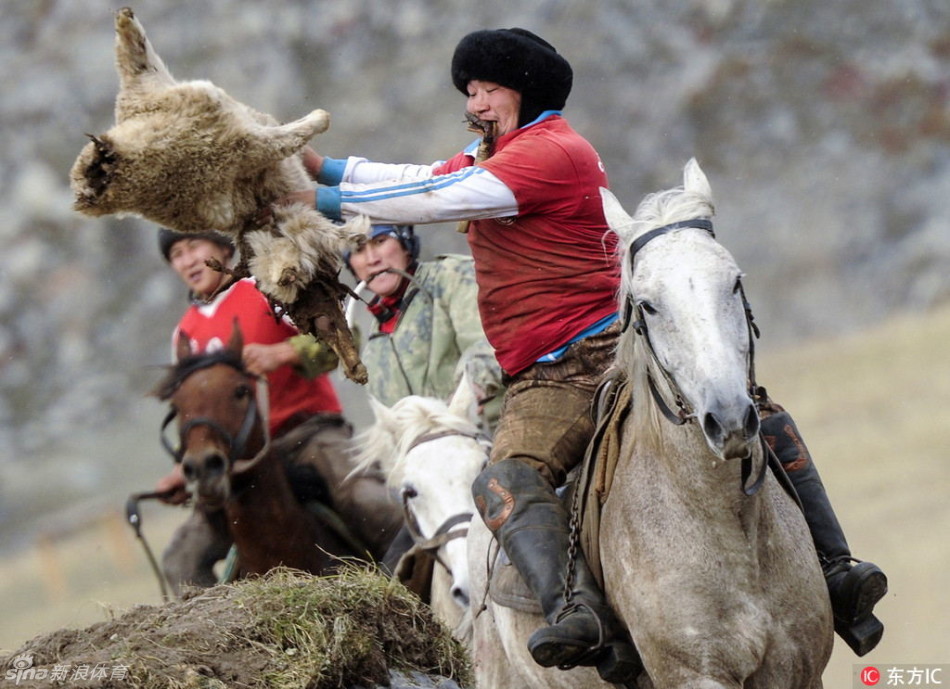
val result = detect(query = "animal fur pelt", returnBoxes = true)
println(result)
[69,7,368,383]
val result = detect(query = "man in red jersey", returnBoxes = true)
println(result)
[153,228,398,593]
[276,28,885,679]
[280,29,640,682]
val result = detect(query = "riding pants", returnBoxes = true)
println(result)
[490,322,620,487]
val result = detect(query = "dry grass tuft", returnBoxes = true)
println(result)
[1,566,471,689]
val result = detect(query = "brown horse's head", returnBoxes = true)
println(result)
[153,321,267,509]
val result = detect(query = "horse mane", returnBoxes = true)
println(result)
[608,179,715,453]
[151,348,247,400]
[351,395,483,489]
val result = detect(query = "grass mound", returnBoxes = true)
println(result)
[1,567,470,688]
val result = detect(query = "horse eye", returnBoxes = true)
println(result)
[235,384,251,400]
[402,485,418,500]
[638,300,658,316]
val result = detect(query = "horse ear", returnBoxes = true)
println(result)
[175,329,192,361]
[368,395,394,426]
[600,187,634,231]
[227,318,244,354]
[683,158,713,201]
[448,370,479,424]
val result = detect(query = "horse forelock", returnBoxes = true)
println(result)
[613,183,715,360]
[615,186,715,296]
[151,349,247,400]
[350,420,399,480]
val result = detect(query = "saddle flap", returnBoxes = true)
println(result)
[488,548,543,615]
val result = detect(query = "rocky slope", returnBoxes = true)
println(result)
[0,0,946,531]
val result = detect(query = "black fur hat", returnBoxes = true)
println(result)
[451,28,573,126]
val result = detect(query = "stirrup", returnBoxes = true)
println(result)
[825,559,887,656]
[528,602,643,682]
[529,602,607,668]
[536,637,641,684]
[594,640,643,684]
[826,560,888,625]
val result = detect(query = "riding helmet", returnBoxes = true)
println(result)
[343,224,420,271]
[157,227,234,262]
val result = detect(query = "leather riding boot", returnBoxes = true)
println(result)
[762,410,888,656]
[473,458,643,684]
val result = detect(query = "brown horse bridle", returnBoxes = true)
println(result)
[159,357,269,468]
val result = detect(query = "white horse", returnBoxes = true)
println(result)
[467,159,833,689]
[351,377,489,641]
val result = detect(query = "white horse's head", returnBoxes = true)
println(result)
[604,159,759,461]
[351,375,489,610]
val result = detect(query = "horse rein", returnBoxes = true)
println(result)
[621,217,767,495]
[402,500,472,576]
[401,428,489,575]
[159,360,272,470]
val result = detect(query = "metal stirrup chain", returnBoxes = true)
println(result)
[563,477,584,604]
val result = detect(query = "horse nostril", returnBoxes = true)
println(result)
[744,404,760,439]
[205,454,226,477]
[181,459,198,482]
[703,412,724,444]
[452,586,470,608]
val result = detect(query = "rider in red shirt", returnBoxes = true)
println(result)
[153,228,349,593]
[277,27,887,679]
[174,276,341,435]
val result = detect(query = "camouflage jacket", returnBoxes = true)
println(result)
[361,254,504,430]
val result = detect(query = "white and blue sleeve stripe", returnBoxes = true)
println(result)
[319,165,518,226]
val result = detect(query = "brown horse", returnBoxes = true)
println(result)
[152,324,401,581]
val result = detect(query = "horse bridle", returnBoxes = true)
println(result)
[159,359,268,467]
[620,217,767,495]
[401,428,489,575]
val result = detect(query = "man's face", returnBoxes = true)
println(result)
[168,238,232,298]
[349,233,412,297]
[466,80,523,136]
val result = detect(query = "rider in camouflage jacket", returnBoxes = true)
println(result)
[348,226,504,431]
[361,253,503,429]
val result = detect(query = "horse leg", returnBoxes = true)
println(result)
[761,406,887,656]
[161,505,232,596]
[472,458,643,684]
